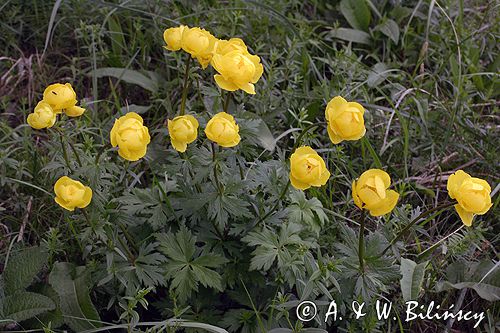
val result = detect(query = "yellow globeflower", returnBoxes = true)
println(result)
[352,169,399,216]
[54,176,92,211]
[204,112,240,148]
[289,146,330,190]
[110,112,151,161]
[43,83,77,112]
[163,25,188,51]
[27,101,57,129]
[325,96,366,144]
[181,27,217,69]
[167,115,199,153]
[211,49,263,94]
[447,170,492,226]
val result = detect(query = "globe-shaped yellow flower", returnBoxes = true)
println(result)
[163,25,188,51]
[27,101,57,129]
[167,115,199,153]
[447,170,492,226]
[211,49,263,95]
[352,169,399,216]
[54,176,92,211]
[204,112,240,148]
[43,83,77,112]
[289,146,330,190]
[325,96,366,144]
[181,27,217,69]
[110,112,151,161]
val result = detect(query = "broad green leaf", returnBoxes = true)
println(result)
[3,246,48,294]
[435,260,500,302]
[91,67,160,92]
[49,262,101,332]
[400,258,428,301]
[367,63,389,87]
[329,28,371,45]
[2,291,55,323]
[376,19,400,44]
[340,0,371,31]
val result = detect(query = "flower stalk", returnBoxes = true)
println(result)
[358,209,366,273]
[380,201,456,256]
[179,56,192,116]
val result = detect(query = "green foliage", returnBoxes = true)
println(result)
[0,0,498,332]
[3,246,48,294]
[2,292,55,323]
[48,262,101,332]
[157,227,227,302]
[400,258,428,301]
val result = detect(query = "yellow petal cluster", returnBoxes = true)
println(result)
[110,112,151,161]
[289,146,330,190]
[352,169,399,216]
[27,101,57,129]
[212,48,263,94]
[204,112,240,148]
[447,170,492,226]
[167,115,199,152]
[181,27,217,69]
[27,82,86,130]
[54,176,92,211]
[325,96,366,144]
[163,26,263,93]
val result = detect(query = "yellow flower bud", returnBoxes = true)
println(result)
[65,105,86,117]
[289,146,330,190]
[325,96,366,144]
[447,170,492,226]
[110,112,151,161]
[167,115,199,152]
[352,169,399,216]
[43,83,77,112]
[54,176,92,211]
[211,49,263,94]
[163,25,188,51]
[204,112,240,148]
[181,27,217,69]
[27,101,57,129]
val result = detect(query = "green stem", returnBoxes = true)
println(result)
[179,56,192,116]
[118,222,139,255]
[380,201,456,256]
[57,131,73,173]
[223,91,231,113]
[418,224,465,259]
[211,142,223,194]
[358,210,366,273]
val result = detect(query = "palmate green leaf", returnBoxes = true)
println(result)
[3,246,48,294]
[157,227,227,302]
[400,258,428,301]
[134,242,168,287]
[340,0,371,31]
[243,223,315,272]
[49,262,101,332]
[2,291,55,323]
[286,190,327,235]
